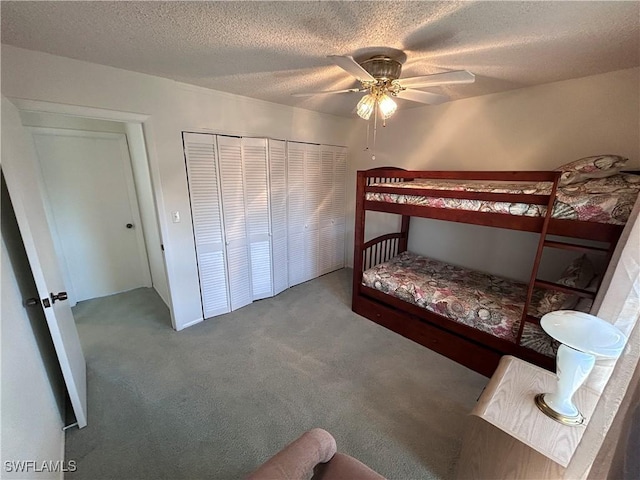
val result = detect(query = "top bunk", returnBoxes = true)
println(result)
[357,163,640,242]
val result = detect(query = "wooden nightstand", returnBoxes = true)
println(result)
[455,355,600,479]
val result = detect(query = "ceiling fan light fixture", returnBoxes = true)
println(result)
[356,93,376,120]
[378,93,397,119]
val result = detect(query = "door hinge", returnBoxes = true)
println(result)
[161,244,164,251]
[42,298,51,308]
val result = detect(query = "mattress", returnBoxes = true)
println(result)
[365,174,640,225]
[361,251,562,357]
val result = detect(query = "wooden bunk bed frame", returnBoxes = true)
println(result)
[352,167,624,377]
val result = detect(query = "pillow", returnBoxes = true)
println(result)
[533,255,595,317]
[574,275,600,314]
[555,155,628,186]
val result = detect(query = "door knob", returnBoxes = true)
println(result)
[50,291,68,303]
[126,223,134,229]
[24,297,40,308]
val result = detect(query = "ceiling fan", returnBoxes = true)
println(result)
[293,53,475,121]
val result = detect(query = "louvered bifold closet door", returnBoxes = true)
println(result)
[242,137,273,301]
[287,142,306,287]
[183,133,230,318]
[319,146,335,276]
[268,139,288,295]
[332,147,347,270]
[217,135,253,311]
[304,144,321,282]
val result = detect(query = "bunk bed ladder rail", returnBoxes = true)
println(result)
[516,172,562,345]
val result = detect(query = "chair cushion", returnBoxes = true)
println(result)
[313,453,386,480]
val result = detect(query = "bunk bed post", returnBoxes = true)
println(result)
[352,171,367,306]
[399,215,411,253]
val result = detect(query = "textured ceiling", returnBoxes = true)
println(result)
[2,1,639,117]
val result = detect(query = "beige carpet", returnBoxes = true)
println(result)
[66,268,487,479]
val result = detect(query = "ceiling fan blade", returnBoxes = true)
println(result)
[327,55,376,82]
[400,70,476,88]
[292,88,365,97]
[396,89,449,105]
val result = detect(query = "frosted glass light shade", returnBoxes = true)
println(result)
[356,94,376,120]
[378,94,397,119]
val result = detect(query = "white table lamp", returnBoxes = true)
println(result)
[535,310,627,426]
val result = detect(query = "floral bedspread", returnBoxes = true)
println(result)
[362,251,573,357]
[366,174,640,225]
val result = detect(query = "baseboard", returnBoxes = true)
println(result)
[176,317,203,331]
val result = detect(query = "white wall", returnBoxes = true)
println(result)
[125,123,170,306]
[1,182,65,479]
[1,45,355,330]
[346,67,640,280]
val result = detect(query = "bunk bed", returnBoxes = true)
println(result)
[352,162,639,377]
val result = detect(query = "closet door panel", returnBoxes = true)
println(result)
[287,142,306,286]
[334,147,347,226]
[243,137,273,300]
[332,222,345,271]
[269,139,288,295]
[320,147,334,230]
[288,232,305,286]
[218,135,252,311]
[333,147,347,270]
[304,144,321,281]
[319,224,334,276]
[319,146,335,275]
[183,133,230,318]
[304,144,321,232]
[304,229,319,282]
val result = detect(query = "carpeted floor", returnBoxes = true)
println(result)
[66,268,487,480]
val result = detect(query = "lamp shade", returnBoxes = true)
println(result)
[378,94,397,119]
[356,94,376,120]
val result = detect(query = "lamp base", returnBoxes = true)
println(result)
[535,393,585,426]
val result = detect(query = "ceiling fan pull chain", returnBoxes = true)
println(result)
[365,121,370,152]
[372,109,377,161]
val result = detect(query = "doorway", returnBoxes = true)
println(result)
[19,110,170,311]
[30,127,151,304]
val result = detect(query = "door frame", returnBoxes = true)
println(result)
[8,98,176,328]
[28,127,152,305]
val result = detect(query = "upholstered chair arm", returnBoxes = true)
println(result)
[247,428,337,480]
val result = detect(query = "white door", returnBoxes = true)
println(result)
[218,135,253,311]
[304,144,321,282]
[319,146,335,275]
[1,97,87,428]
[333,147,347,270]
[30,128,151,304]
[183,132,230,318]
[287,142,306,286]
[242,137,273,300]
[268,139,288,295]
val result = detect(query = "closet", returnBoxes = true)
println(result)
[183,132,345,320]
[286,142,347,286]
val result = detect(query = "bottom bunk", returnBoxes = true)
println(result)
[353,249,597,377]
